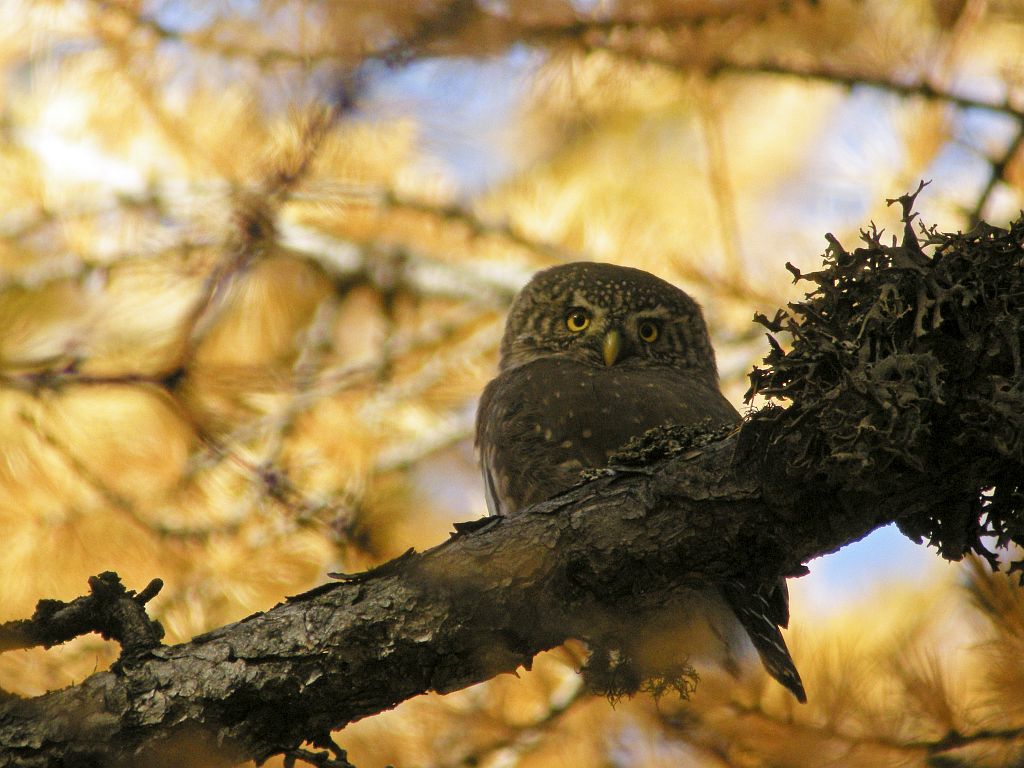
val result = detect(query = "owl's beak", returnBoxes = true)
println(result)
[602,329,621,367]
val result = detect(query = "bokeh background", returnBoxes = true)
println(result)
[2,1,1024,766]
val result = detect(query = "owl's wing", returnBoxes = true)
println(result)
[481,449,502,517]
[475,376,505,517]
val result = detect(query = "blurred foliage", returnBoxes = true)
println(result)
[1,0,1023,765]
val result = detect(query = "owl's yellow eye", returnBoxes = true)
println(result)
[565,308,591,333]
[638,320,659,343]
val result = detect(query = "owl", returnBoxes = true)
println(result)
[475,261,805,703]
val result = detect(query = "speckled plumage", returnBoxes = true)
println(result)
[475,261,806,702]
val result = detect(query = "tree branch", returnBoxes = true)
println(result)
[0,430,928,768]
[0,572,163,657]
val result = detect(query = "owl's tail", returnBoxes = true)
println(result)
[721,580,807,703]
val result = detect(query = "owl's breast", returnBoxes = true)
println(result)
[476,357,738,514]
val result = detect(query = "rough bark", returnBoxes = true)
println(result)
[1,194,1021,766]
[0,430,935,768]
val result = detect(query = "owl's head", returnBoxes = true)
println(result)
[498,262,718,380]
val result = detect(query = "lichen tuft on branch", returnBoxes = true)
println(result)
[747,184,1024,574]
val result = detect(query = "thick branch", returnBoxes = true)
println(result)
[0,429,936,768]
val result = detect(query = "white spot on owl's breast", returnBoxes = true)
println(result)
[557,458,584,473]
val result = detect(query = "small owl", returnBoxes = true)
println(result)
[476,261,805,702]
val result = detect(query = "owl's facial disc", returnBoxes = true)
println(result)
[498,262,720,381]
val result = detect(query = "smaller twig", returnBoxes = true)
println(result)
[374,0,479,65]
[381,189,575,266]
[0,572,164,660]
[716,697,1024,759]
[704,59,1024,119]
[969,118,1024,226]
[282,743,359,768]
